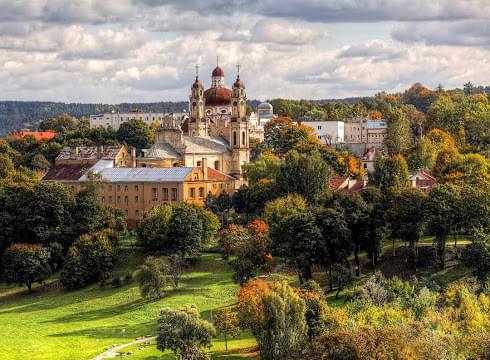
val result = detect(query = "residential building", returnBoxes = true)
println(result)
[343,117,387,154]
[43,157,235,228]
[89,111,188,130]
[301,121,345,145]
[409,170,437,192]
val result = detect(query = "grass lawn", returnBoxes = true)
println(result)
[0,253,258,360]
[0,237,474,360]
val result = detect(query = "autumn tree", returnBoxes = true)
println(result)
[214,308,241,351]
[2,243,51,293]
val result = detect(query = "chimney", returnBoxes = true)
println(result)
[202,157,208,180]
[131,147,137,168]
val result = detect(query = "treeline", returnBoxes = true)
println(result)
[0,100,189,136]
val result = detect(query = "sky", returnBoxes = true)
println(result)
[1,0,490,103]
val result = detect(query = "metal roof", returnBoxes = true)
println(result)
[80,167,193,182]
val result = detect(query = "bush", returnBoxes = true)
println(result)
[60,231,114,290]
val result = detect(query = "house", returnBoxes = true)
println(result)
[410,170,437,191]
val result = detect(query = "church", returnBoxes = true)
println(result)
[137,64,250,180]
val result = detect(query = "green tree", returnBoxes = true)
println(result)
[387,188,427,254]
[369,155,409,193]
[136,203,173,248]
[214,308,241,351]
[2,243,51,293]
[39,113,78,132]
[136,256,172,298]
[116,119,151,150]
[276,150,331,203]
[0,153,15,178]
[242,153,283,185]
[426,184,460,269]
[384,106,412,155]
[461,232,490,287]
[60,231,114,290]
[157,305,216,360]
[259,281,307,360]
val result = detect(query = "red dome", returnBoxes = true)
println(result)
[192,78,203,89]
[204,87,232,106]
[233,76,245,89]
[212,66,224,77]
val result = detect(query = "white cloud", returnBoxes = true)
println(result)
[251,19,327,45]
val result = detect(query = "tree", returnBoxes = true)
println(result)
[60,231,114,290]
[258,281,307,360]
[242,152,283,185]
[137,256,172,298]
[369,154,409,193]
[0,153,14,178]
[39,113,78,132]
[214,308,241,351]
[157,305,216,360]
[220,220,271,286]
[387,188,427,256]
[461,232,490,288]
[116,119,151,150]
[30,153,50,172]
[384,106,412,155]
[136,203,173,249]
[426,184,460,269]
[2,243,51,293]
[276,150,331,203]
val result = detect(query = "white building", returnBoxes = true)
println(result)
[248,102,276,142]
[89,112,188,130]
[301,121,345,145]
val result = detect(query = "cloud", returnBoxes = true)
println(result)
[338,41,406,60]
[392,20,490,46]
[250,19,327,45]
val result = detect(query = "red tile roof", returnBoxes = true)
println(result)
[10,130,56,141]
[329,176,348,191]
[206,167,235,181]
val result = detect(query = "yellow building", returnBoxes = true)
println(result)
[43,153,235,228]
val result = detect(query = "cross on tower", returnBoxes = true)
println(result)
[195,64,199,79]
[236,63,240,77]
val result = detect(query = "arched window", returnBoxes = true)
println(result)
[233,131,237,146]
[242,131,246,146]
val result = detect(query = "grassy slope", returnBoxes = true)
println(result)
[0,253,257,360]
[0,237,474,360]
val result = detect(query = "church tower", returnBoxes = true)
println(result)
[230,65,249,177]
[189,66,207,137]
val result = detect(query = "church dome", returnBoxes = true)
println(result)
[212,66,224,77]
[233,76,245,89]
[204,87,232,106]
[258,102,273,111]
[192,77,203,89]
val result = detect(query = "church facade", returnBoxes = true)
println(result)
[138,65,250,179]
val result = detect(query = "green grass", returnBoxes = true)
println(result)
[0,237,475,360]
[0,253,257,360]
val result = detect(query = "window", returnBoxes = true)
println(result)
[197,161,202,167]
[189,188,195,198]
[117,185,121,191]
[135,196,139,203]
[198,187,204,198]
[214,160,220,170]
[162,188,169,200]
[102,196,105,203]
[213,184,217,189]
[117,196,121,204]
[135,209,139,216]
[125,210,128,217]
[242,131,246,145]
[124,185,128,192]
[233,131,237,146]
[108,196,113,202]
[152,188,158,201]
[108,185,113,191]
[318,125,322,130]
[171,188,178,200]
[124,196,128,204]
[134,185,139,191]
[219,183,223,189]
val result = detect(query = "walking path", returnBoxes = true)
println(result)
[91,336,156,359]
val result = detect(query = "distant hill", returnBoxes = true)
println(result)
[0,100,269,136]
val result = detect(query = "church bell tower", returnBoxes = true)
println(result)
[230,64,249,177]
[189,65,207,137]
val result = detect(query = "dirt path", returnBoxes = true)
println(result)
[91,336,156,360]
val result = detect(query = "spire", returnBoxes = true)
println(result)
[195,64,199,80]
[236,63,240,78]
